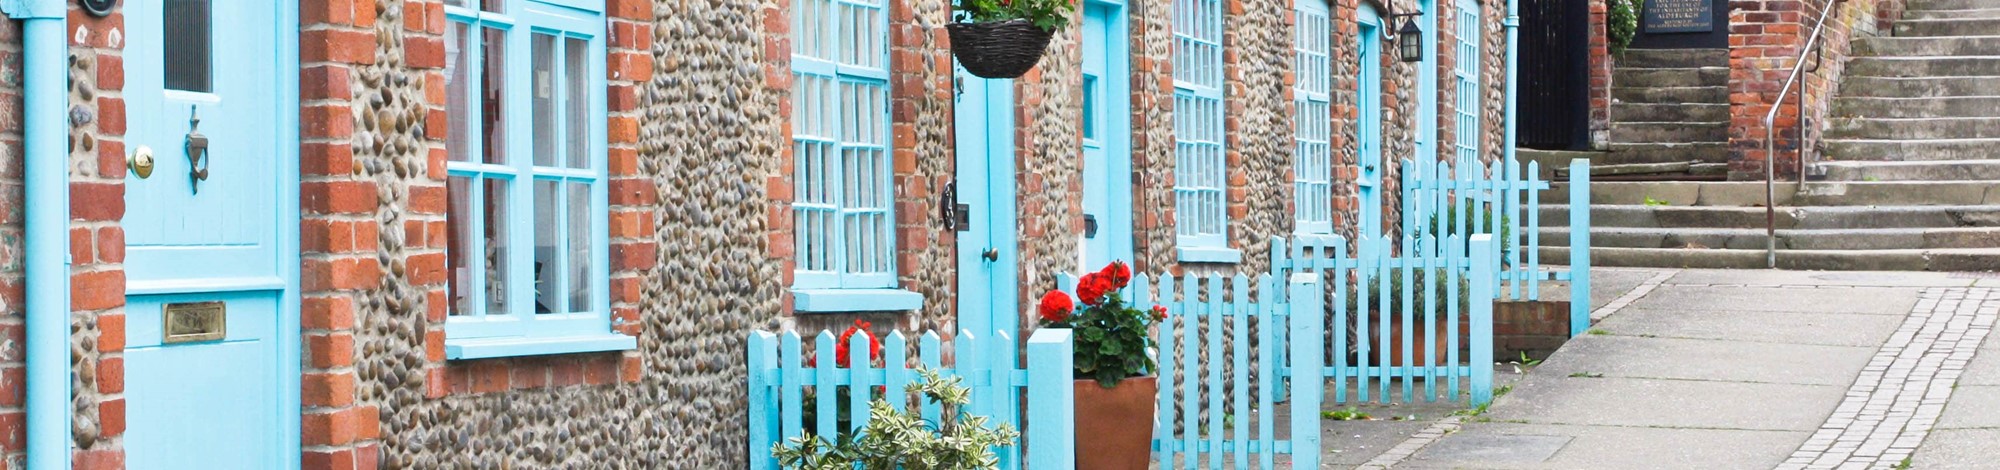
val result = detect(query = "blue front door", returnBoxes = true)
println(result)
[122,1,298,468]
[1357,7,1385,237]
[952,71,1019,345]
[1081,0,1134,269]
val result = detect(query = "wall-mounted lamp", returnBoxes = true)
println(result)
[1383,8,1424,63]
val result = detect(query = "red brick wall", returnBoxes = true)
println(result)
[65,4,127,468]
[1589,0,1611,146]
[0,15,23,469]
[1727,0,1903,180]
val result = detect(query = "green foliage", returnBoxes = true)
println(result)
[1568,371,1605,378]
[1587,328,1610,336]
[1609,0,1639,56]
[955,0,1076,32]
[1422,203,1514,263]
[1642,196,1671,207]
[1322,407,1372,421]
[1344,269,1474,317]
[773,369,1020,470]
[1052,291,1161,387]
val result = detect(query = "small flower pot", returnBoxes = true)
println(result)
[1073,376,1158,470]
[946,19,1054,79]
[1349,310,1469,367]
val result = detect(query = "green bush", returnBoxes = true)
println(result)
[1343,269,1473,318]
[1420,203,1514,261]
[773,369,1019,470]
[1609,0,1639,56]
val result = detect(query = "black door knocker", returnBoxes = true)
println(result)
[186,106,210,194]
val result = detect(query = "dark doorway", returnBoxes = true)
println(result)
[1517,0,1590,150]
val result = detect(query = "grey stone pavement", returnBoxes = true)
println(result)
[1336,268,2000,469]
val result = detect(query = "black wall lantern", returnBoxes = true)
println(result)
[1383,6,1424,63]
[79,0,116,17]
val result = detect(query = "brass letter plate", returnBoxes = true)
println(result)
[163,301,227,344]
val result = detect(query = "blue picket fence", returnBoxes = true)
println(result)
[1396,156,1591,336]
[745,328,1077,469]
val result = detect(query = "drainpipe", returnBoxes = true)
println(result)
[1503,0,1518,172]
[3,1,72,469]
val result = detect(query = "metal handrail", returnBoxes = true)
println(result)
[1763,0,1842,269]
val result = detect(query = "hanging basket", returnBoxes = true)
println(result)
[947,19,1055,79]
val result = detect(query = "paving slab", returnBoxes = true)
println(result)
[1533,335,1876,386]
[1937,385,2000,430]
[1400,423,1804,469]
[1913,429,2000,470]
[1592,308,1904,348]
[1531,268,1666,312]
[1479,374,1841,431]
[1966,325,2000,386]
[1664,269,1973,288]
[1627,285,1920,315]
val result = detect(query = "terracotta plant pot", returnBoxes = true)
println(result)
[1073,376,1158,470]
[1354,310,1469,367]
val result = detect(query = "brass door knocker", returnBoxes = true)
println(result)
[186,106,210,194]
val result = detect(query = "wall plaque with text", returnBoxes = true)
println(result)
[1643,0,1714,33]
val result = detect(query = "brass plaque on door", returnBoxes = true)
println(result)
[163,301,226,344]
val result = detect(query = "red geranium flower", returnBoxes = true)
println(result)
[1100,261,1132,290]
[1038,290,1075,323]
[1077,272,1113,306]
[1151,304,1169,321]
[834,320,883,368]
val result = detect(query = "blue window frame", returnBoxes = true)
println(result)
[1174,0,1238,263]
[791,0,918,311]
[1454,0,1481,166]
[1294,0,1333,235]
[442,0,634,359]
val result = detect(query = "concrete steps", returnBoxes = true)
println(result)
[1611,86,1727,103]
[1838,76,2000,98]
[1601,49,1729,175]
[1832,96,2000,118]
[1911,0,2000,10]
[1542,246,2000,271]
[1610,103,1730,122]
[1903,8,2000,19]
[1613,67,1729,88]
[1892,18,2000,37]
[1546,181,2000,206]
[1817,159,2000,181]
[1852,35,2000,55]
[1824,138,2000,161]
[1848,56,2000,77]
[1610,122,1729,142]
[1603,143,1730,165]
[1539,204,2000,230]
[1538,226,2000,250]
[1827,117,2000,140]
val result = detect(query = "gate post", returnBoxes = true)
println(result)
[747,332,775,469]
[1470,235,1498,406]
[1287,274,1324,467]
[1027,329,1076,469]
[1569,159,1592,337]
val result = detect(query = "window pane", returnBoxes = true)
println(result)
[482,27,507,165]
[164,0,212,92]
[447,176,474,315]
[483,0,504,12]
[567,182,593,312]
[1083,75,1097,141]
[534,179,558,313]
[566,37,591,169]
[532,33,558,168]
[447,22,472,163]
[484,178,510,315]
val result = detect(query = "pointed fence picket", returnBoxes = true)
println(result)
[745,328,1075,469]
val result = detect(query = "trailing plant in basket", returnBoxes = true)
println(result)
[1036,261,1168,388]
[954,0,1077,32]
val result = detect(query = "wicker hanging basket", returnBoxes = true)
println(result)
[947,19,1055,79]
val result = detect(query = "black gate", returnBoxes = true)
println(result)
[1517,0,1590,150]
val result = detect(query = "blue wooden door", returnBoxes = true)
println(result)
[121,1,297,468]
[1081,0,1134,269]
[1356,8,1385,237]
[953,71,1019,346]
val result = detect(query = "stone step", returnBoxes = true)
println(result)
[1537,205,2000,229]
[1824,138,2000,161]
[1604,142,1731,165]
[1517,149,1604,179]
[1847,56,2000,78]
[1892,18,2000,37]
[1612,67,1729,88]
[1613,49,1731,69]
[1609,103,1730,122]
[1839,76,2000,98]
[1832,96,2000,118]
[1817,160,2000,181]
[1538,246,2000,271]
[1852,35,2000,56]
[1910,0,2000,11]
[1904,8,2000,19]
[1610,122,1728,143]
[1826,117,2000,140]
[1538,227,2000,250]
[1611,86,1728,104]
[1546,181,2000,206]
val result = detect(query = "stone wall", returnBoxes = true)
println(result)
[0,15,22,470]
[64,6,127,468]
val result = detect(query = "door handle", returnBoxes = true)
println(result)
[185,107,210,194]
[982,248,999,262]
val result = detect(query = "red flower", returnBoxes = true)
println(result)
[1151,304,1169,321]
[834,320,883,368]
[1100,261,1133,290]
[1077,272,1113,306]
[1038,290,1075,323]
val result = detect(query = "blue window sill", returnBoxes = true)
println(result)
[1178,246,1243,264]
[446,333,638,360]
[793,288,925,313]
